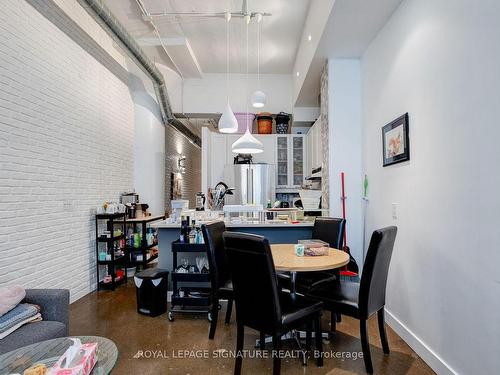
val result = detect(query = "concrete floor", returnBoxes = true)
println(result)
[69,281,435,375]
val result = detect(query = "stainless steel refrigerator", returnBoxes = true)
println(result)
[223,164,275,206]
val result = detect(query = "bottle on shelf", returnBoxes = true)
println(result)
[189,220,197,244]
[179,217,187,243]
[266,200,273,220]
[184,216,191,243]
[195,227,203,244]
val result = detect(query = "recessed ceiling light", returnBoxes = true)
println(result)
[307,35,312,42]
[296,71,300,77]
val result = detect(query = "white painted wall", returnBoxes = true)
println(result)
[157,63,183,113]
[183,73,292,114]
[128,64,166,216]
[328,59,363,268]
[292,0,335,105]
[362,0,500,374]
[0,0,134,302]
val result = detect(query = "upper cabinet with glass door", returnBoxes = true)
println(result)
[276,136,289,188]
[292,135,304,187]
[275,134,305,190]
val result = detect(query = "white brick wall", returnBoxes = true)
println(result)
[0,0,134,302]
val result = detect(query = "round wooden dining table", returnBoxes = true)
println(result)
[271,244,350,296]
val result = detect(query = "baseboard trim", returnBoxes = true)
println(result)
[385,308,457,375]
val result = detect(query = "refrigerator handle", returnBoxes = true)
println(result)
[248,167,253,204]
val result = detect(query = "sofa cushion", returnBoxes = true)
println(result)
[0,304,40,337]
[0,321,66,355]
[0,285,25,316]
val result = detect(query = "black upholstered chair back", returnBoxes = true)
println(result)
[201,221,230,291]
[312,217,346,249]
[359,226,398,318]
[223,232,281,333]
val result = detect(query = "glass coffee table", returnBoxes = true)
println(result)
[0,336,118,374]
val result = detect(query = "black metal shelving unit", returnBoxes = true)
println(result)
[95,213,127,291]
[124,215,165,268]
[168,240,211,321]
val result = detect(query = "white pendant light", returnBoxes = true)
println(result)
[251,90,266,108]
[219,101,238,133]
[233,7,263,154]
[251,14,266,108]
[218,12,238,134]
[232,127,263,154]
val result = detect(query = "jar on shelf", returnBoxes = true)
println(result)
[257,112,273,134]
[275,112,290,134]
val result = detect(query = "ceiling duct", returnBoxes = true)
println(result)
[79,0,201,147]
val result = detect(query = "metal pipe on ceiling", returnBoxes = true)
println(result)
[79,0,201,147]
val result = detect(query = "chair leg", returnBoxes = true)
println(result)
[225,298,233,324]
[314,315,324,367]
[360,319,373,374]
[209,298,219,340]
[330,311,336,333]
[234,323,244,375]
[305,321,312,351]
[259,331,266,350]
[272,334,282,375]
[378,309,390,354]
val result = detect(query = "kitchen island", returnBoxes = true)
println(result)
[153,220,314,284]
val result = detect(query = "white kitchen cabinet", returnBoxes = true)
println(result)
[252,135,276,164]
[275,134,306,189]
[225,135,240,164]
[209,133,227,187]
[307,120,322,172]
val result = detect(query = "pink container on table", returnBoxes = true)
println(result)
[52,341,98,375]
[234,112,256,133]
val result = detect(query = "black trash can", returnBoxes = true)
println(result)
[134,268,169,317]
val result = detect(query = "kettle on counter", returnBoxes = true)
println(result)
[196,192,206,211]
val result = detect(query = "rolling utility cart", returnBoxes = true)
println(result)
[168,240,212,322]
[95,213,127,291]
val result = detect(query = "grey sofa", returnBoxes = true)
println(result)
[0,289,69,355]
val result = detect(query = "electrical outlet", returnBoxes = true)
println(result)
[392,203,398,220]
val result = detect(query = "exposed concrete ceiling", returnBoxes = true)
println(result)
[103,0,311,77]
[295,0,404,106]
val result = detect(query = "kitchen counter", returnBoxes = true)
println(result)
[154,219,315,289]
[153,220,314,229]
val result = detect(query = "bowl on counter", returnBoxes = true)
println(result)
[298,189,322,210]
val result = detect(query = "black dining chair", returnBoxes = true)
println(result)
[201,221,234,339]
[305,226,398,373]
[296,217,346,291]
[278,217,346,291]
[223,232,324,375]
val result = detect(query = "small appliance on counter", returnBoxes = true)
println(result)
[195,192,206,211]
[128,203,137,218]
[121,191,139,205]
[234,153,253,164]
[121,191,140,218]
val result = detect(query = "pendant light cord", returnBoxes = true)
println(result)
[257,18,260,87]
[246,15,249,131]
[226,15,229,101]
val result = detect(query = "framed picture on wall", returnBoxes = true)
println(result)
[382,113,410,167]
